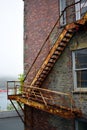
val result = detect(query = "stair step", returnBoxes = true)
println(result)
[51,55,59,60]
[54,50,61,55]
[34,80,41,85]
[35,71,47,82]
[34,83,41,86]
[65,33,72,37]
[64,33,72,38]
[40,72,47,76]
[57,46,64,51]
[67,29,73,34]
[38,75,47,82]
[59,42,66,47]
[46,63,54,67]
[48,58,56,63]
[37,77,44,81]
[39,74,46,78]
[44,66,51,71]
[62,38,69,43]
[42,70,48,74]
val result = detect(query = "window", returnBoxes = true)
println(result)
[75,120,87,130]
[72,48,87,91]
[59,0,66,26]
[75,0,87,20]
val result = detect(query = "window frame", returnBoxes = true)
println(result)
[59,0,66,26]
[72,49,87,91]
[75,119,87,130]
[75,0,87,20]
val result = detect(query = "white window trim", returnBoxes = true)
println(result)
[59,0,66,26]
[72,52,77,91]
[75,0,81,20]
[72,51,87,92]
[75,119,87,130]
[75,120,78,130]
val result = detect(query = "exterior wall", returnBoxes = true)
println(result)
[24,105,74,130]
[70,29,87,118]
[66,0,76,24]
[24,0,59,85]
[23,0,87,130]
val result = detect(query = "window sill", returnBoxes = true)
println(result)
[72,90,87,94]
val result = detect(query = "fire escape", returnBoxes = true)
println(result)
[7,1,87,122]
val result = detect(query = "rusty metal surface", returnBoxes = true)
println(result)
[7,82,82,119]
[8,95,82,119]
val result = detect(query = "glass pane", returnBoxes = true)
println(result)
[78,120,87,130]
[60,0,66,25]
[81,6,87,16]
[81,0,87,17]
[77,70,87,88]
[75,0,80,20]
[75,49,87,69]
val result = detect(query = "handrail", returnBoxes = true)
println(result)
[24,0,85,81]
[26,85,76,109]
[7,81,21,97]
[7,82,76,109]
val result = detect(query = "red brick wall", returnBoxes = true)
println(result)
[24,0,59,84]
[33,108,74,130]
[24,105,74,130]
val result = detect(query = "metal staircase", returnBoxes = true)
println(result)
[29,15,87,88]
[7,1,87,121]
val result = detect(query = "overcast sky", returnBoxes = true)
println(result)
[0,0,24,78]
